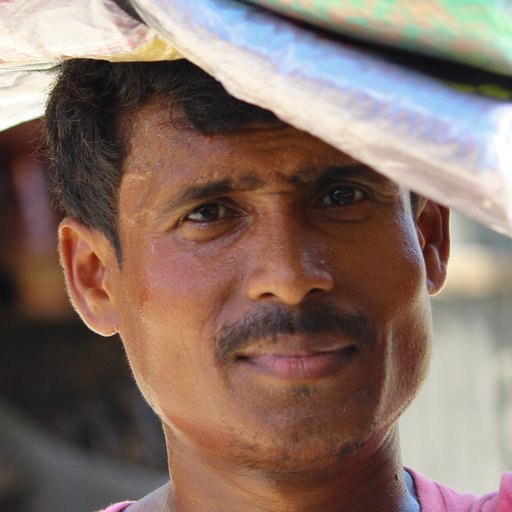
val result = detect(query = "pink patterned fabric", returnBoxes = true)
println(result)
[98,471,512,511]
[408,469,512,511]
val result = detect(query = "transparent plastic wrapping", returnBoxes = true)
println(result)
[0,0,177,66]
[132,0,512,237]
[0,0,178,134]
[244,0,512,77]
[0,66,56,132]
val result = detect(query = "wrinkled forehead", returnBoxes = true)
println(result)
[121,99,401,195]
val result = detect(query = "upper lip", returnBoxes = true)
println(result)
[234,334,355,359]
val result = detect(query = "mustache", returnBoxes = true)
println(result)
[214,303,376,364]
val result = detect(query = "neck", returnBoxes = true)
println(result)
[152,425,417,512]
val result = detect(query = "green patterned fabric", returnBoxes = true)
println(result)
[245,0,512,76]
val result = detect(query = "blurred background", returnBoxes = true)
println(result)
[0,119,510,511]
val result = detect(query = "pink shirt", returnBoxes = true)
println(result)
[408,469,512,511]
[100,470,512,511]
[100,502,134,512]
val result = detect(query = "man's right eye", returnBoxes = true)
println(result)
[184,203,231,223]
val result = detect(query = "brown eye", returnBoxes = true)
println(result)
[185,203,231,223]
[319,186,364,206]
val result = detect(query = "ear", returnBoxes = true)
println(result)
[415,200,450,296]
[58,218,120,336]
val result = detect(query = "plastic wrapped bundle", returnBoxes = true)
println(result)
[132,0,512,236]
[0,0,179,130]
[0,0,177,67]
[244,0,512,76]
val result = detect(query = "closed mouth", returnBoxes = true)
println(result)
[236,345,357,381]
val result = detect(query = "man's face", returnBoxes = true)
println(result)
[90,101,447,470]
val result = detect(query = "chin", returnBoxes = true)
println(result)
[224,417,379,474]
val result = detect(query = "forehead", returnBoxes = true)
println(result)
[120,101,401,214]
[124,101,357,178]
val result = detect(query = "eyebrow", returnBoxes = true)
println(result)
[160,164,389,215]
[287,164,389,186]
[160,175,264,215]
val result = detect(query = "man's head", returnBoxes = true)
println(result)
[46,59,423,262]
[46,59,449,473]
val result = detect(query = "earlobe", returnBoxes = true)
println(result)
[416,201,450,296]
[59,218,120,336]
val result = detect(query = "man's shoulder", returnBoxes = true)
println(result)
[408,468,512,511]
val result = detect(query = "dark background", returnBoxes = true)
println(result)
[0,120,166,512]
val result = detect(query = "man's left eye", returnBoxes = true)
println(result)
[318,186,365,206]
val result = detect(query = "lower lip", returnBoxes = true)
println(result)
[238,347,357,381]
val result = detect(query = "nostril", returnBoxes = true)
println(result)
[310,287,329,295]
[258,292,277,301]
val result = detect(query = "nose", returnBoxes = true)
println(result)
[244,216,334,306]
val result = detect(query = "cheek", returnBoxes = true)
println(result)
[333,213,431,415]
[338,212,426,319]
[123,235,230,324]
[373,218,433,416]
[381,299,433,424]
[116,237,236,417]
